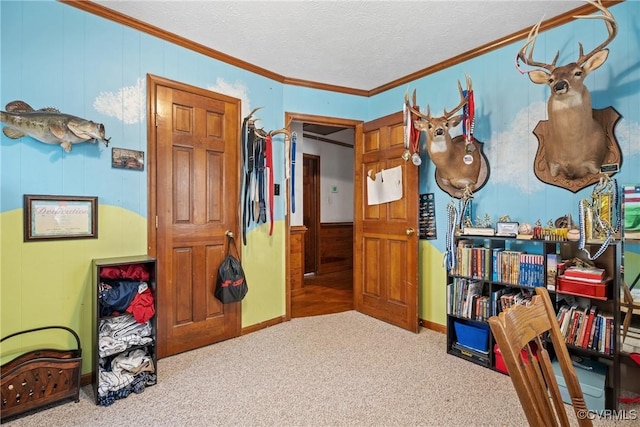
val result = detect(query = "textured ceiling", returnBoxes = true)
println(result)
[94,0,589,92]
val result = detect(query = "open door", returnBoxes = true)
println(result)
[354,111,419,332]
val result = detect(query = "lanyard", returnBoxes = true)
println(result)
[241,119,254,245]
[291,132,297,213]
[256,134,266,224]
[265,135,274,235]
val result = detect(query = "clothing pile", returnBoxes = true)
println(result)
[97,348,156,406]
[97,263,157,406]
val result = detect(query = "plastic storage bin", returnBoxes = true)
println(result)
[552,357,607,412]
[453,320,490,353]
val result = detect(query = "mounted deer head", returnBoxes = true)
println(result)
[516,0,617,180]
[410,76,483,191]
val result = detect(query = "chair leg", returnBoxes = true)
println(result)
[623,308,632,342]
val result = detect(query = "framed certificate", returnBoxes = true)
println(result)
[496,221,519,237]
[24,195,98,241]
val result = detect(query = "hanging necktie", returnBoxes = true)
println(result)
[291,132,297,213]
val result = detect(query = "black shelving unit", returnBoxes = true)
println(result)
[92,255,158,406]
[446,235,621,410]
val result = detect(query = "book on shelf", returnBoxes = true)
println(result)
[604,314,613,355]
[448,278,488,321]
[564,266,605,281]
[567,307,582,346]
[555,302,614,355]
[491,248,504,282]
[557,274,610,285]
[546,254,559,291]
[581,306,598,348]
[588,314,599,350]
[519,253,544,288]
[559,302,579,339]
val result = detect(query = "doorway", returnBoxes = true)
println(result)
[303,154,320,274]
[285,113,358,318]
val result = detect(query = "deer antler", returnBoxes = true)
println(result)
[269,128,291,139]
[517,0,616,73]
[443,79,468,119]
[516,18,559,72]
[574,0,617,66]
[405,90,431,122]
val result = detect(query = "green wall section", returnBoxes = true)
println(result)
[419,241,447,326]
[240,221,286,328]
[0,205,147,373]
[626,249,640,290]
[0,206,286,373]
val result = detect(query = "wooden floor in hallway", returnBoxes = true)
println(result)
[291,269,353,318]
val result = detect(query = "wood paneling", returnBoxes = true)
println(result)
[290,226,307,297]
[318,222,353,275]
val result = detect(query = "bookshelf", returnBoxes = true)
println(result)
[446,235,622,410]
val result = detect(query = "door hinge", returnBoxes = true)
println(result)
[155,216,158,229]
[155,113,158,127]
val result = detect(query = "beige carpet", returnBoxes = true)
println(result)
[3,311,639,426]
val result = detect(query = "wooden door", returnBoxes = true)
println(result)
[354,112,419,332]
[148,75,241,358]
[303,154,320,274]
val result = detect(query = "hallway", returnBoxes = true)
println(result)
[291,269,353,318]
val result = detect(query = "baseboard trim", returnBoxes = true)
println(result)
[241,315,286,335]
[420,318,446,334]
[80,373,92,387]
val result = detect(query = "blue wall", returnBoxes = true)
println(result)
[1,0,639,357]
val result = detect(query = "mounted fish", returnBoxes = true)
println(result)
[0,100,110,152]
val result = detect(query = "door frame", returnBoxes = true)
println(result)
[284,112,362,320]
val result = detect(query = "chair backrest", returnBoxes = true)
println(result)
[488,287,593,427]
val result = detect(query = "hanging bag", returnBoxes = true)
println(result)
[214,233,248,303]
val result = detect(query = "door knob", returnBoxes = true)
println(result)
[406,228,415,236]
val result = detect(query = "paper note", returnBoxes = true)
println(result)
[366,166,403,205]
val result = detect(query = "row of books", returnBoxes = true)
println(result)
[447,278,487,320]
[447,278,536,322]
[450,244,492,280]
[450,243,545,287]
[557,304,614,355]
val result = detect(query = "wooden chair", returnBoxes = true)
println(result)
[488,287,592,427]
[621,280,640,342]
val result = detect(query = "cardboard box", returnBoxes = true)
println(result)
[552,358,607,412]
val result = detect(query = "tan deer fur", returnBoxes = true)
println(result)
[411,78,481,190]
[518,0,617,179]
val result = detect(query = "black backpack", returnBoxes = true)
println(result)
[214,233,248,303]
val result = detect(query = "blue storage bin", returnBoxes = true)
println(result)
[454,320,490,353]
[552,358,607,412]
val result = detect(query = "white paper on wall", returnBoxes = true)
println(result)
[366,166,403,205]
